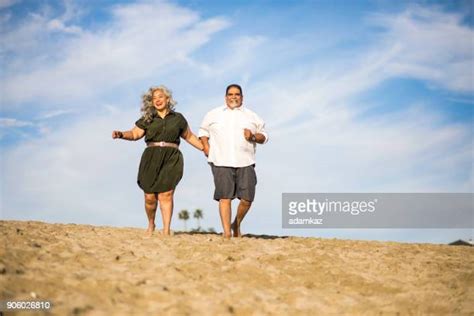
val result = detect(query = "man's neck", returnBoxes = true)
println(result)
[226,104,242,110]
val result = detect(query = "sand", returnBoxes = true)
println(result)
[1,220,473,315]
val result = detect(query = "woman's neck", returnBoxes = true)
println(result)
[157,108,169,119]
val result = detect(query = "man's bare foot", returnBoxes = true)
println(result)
[145,224,155,237]
[231,222,241,237]
[222,232,232,239]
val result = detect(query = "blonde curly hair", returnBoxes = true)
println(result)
[140,85,177,123]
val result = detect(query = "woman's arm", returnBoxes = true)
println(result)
[181,127,204,151]
[112,126,145,141]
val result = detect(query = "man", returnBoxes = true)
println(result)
[199,84,268,238]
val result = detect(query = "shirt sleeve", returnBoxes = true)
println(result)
[198,111,211,138]
[255,114,269,144]
[135,117,147,130]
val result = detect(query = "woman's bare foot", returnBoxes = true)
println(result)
[145,224,155,237]
[231,222,241,238]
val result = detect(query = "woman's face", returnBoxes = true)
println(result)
[152,89,169,111]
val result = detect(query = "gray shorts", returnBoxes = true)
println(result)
[209,163,257,202]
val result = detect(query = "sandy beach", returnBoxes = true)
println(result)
[1,220,473,315]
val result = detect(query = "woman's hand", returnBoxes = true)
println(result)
[112,127,145,141]
[203,144,209,157]
[112,131,123,139]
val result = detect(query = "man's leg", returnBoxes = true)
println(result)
[210,163,236,239]
[219,199,232,239]
[232,199,252,237]
[144,193,158,236]
[232,165,257,237]
[158,189,174,236]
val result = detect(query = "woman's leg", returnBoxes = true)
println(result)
[158,189,174,235]
[144,193,158,236]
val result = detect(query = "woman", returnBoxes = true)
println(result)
[112,85,203,236]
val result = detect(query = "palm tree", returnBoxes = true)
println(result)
[178,209,189,231]
[194,209,203,230]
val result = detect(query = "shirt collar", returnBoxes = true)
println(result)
[223,104,244,111]
[154,109,176,119]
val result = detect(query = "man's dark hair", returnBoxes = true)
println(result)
[226,84,243,95]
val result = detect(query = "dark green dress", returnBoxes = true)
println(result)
[135,111,188,193]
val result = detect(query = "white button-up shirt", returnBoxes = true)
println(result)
[199,105,268,168]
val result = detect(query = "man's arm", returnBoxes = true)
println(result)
[247,112,268,144]
[198,111,212,157]
[243,129,266,144]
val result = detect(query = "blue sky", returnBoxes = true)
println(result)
[1,0,472,243]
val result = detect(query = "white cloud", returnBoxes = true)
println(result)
[370,5,474,92]
[36,109,76,120]
[0,118,35,141]
[47,18,82,34]
[1,0,229,107]
[0,12,50,59]
[0,118,33,127]
[0,0,19,10]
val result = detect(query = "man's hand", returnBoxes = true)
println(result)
[200,136,210,157]
[203,145,210,157]
[243,128,253,141]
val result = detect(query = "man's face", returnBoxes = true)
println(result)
[225,87,243,109]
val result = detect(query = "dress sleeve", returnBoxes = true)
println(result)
[179,113,189,134]
[135,117,147,130]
